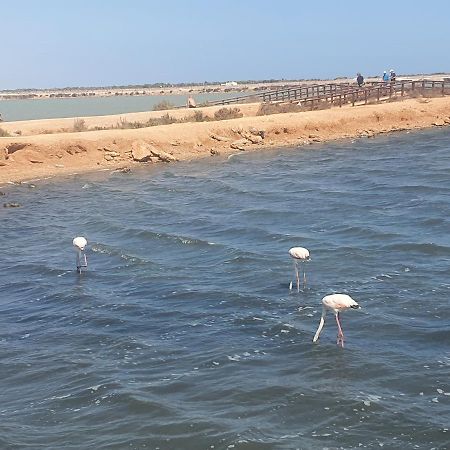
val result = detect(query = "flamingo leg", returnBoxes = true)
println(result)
[295,261,300,293]
[303,264,307,290]
[335,313,345,347]
[76,250,88,273]
[76,251,81,273]
[289,260,295,291]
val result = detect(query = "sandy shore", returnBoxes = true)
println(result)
[1,96,449,185]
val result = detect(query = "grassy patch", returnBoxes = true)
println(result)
[213,107,243,120]
[73,118,87,132]
[152,100,175,111]
[257,102,303,116]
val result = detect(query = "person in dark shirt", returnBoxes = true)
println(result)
[356,73,364,87]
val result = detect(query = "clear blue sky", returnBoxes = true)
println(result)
[2,0,450,89]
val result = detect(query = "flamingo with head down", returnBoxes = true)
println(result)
[288,247,310,292]
[73,236,88,273]
[313,294,360,347]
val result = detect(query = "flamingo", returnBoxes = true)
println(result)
[73,236,88,273]
[313,294,360,347]
[288,247,310,292]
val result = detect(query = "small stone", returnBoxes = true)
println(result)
[114,167,131,173]
[248,127,265,138]
[150,148,177,162]
[210,134,230,142]
[105,151,120,157]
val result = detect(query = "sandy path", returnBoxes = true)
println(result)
[1,97,449,185]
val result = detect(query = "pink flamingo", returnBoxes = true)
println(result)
[73,236,88,273]
[288,247,310,292]
[313,294,360,347]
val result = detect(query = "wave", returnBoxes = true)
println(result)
[385,242,450,256]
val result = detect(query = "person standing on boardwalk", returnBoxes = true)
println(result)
[356,73,364,87]
[389,69,396,82]
[382,71,389,82]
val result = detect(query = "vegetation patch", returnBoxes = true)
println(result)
[213,107,243,120]
[152,100,176,111]
[73,118,87,132]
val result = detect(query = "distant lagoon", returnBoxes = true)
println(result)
[0,91,253,122]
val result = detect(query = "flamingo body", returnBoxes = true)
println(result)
[73,236,87,251]
[288,247,310,260]
[288,247,310,292]
[313,294,360,346]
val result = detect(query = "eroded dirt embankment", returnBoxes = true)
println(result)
[1,97,449,184]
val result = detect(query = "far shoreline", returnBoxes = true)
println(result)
[2,73,449,102]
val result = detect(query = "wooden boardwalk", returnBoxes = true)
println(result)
[206,79,450,110]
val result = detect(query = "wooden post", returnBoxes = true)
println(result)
[442,81,445,96]
[365,89,368,104]
[339,94,342,107]
[401,82,404,96]
[377,88,380,102]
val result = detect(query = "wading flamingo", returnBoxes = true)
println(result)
[288,247,310,292]
[313,294,360,347]
[73,236,88,273]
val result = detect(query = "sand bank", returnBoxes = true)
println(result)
[1,97,449,185]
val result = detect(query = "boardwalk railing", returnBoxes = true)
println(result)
[204,80,450,109]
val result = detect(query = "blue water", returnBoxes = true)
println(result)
[0,91,248,121]
[1,128,449,449]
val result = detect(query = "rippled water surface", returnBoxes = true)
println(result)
[1,128,449,449]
